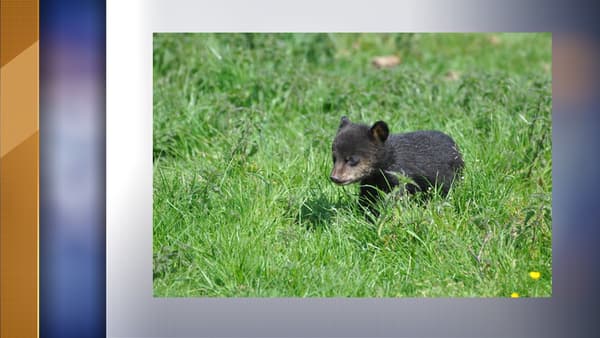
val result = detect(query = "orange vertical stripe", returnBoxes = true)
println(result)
[0,0,39,337]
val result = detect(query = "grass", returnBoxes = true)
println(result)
[152,33,552,297]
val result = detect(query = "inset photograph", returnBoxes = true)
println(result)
[153,33,552,297]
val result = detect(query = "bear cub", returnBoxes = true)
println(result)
[330,116,464,215]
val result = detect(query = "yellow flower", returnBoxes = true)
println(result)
[511,292,519,298]
[529,271,541,280]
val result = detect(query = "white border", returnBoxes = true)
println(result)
[107,1,553,337]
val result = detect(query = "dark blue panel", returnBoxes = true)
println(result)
[40,1,106,337]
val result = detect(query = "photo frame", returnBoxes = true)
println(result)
[107,1,562,336]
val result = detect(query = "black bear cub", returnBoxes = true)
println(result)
[330,116,464,215]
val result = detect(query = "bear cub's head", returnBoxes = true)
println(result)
[330,116,389,185]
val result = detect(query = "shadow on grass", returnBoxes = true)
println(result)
[296,194,349,230]
[153,241,193,280]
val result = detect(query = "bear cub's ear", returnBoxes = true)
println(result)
[370,121,389,143]
[339,116,351,130]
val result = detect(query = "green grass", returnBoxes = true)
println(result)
[153,33,552,297]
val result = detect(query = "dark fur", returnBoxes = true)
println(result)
[330,116,464,215]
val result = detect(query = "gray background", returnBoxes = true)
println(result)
[108,0,600,337]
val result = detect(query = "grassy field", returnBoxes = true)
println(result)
[153,33,552,297]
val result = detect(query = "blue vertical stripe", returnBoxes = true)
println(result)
[40,1,106,337]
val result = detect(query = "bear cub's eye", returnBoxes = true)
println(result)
[346,156,360,167]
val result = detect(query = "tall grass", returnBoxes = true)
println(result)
[153,33,552,297]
